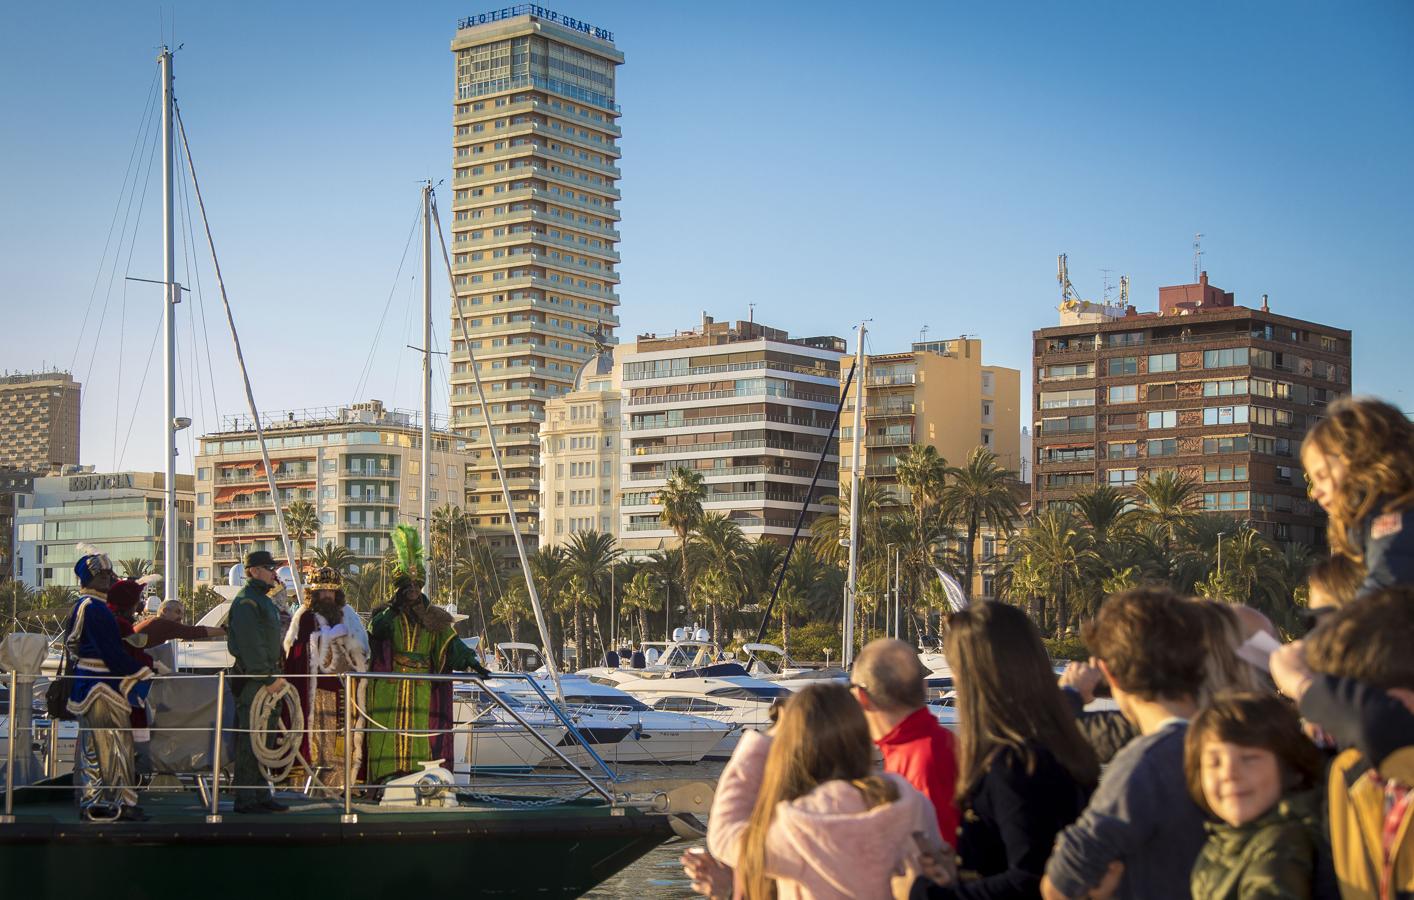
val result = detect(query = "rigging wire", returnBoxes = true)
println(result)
[350,204,423,403]
[176,125,222,428]
[173,100,304,607]
[69,68,159,377]
[84,92,163,402]
[115,308,166,470]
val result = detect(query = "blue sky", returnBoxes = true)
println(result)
[2,0,1411,474]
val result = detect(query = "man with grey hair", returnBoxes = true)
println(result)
[851,638,959,843]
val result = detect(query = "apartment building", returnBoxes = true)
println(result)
[448,7,624,553]
[618,316,845,554]
[1032,273,1352,546]
[13,471,193,590]
[192,401,472,584]
[0,371,81,472]
[538,350,621,547]
[840,337,1022,495]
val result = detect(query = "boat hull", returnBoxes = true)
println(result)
[0,793,673,898]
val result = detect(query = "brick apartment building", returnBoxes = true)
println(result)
[1032,273,1351,547]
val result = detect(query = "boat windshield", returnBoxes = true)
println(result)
[660,642,716,670]
[562,694,650,711]
[705,684,793,702]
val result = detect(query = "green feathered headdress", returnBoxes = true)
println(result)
[389,525,426,587]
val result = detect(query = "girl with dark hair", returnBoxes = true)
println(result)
[913,601,1099,898]
[1184,692,1325,899]
[1301,396,1414,596]
[705,683,944,899]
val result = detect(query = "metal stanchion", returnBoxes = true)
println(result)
[207,672,225,823]
[1,670,17,822]
[45,713,58,780]
[341,673,356,823]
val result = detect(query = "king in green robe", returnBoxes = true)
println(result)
[364,526,490,784]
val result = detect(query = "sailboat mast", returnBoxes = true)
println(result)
[843,322,866,668]
[421,182,433,578]
[160,47,178,605]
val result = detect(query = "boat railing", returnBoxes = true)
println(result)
[0,668,620,825]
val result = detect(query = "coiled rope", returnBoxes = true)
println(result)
[247,680,310,784]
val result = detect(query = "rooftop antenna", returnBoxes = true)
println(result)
[919,324,929,344]
[748,302,755,323]
[1119,275,1130,306]
[1057,254,1081,303]
[1193,233,1204,282]
[1101,268,1114,303]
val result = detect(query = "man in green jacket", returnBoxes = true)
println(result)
[227,550,289,813]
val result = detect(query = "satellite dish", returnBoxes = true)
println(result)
[671,627,686,642]
[227,564,245,586]
[694,628,710,643]
[276,565,296,589]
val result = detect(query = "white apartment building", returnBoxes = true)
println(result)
[618,316,845,554]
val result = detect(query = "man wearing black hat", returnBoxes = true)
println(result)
[227,550,290,813]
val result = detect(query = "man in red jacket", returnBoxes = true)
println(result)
[853,638,960,846]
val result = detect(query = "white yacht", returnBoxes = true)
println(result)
[738,642,846,691]
[492,665,735,766]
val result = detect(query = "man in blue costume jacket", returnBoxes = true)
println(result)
[63,546,153,822]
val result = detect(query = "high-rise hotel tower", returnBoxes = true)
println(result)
[449,7,624,552]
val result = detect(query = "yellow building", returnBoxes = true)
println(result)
[447,8,624,554]
[839,338,1022,601]
[840,338,1021,490]
[538,352,622,547]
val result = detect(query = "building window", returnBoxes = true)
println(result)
[197,492,210,506]
[197,467,211,480]
[1106,357,1138,376]
[1147,353,1178,373]
[1203,348,1245,369]
[1204,435,1250,454]
[196,543,209,556]
[196,516,210,530]
[1204,378,1249,397]
[1203,405,1249,426]
[1147,410,1177,429]
[1205,465,1248,483]
[1203,490,1250,511]
[1107,413,1140,432]
[1107,442,1138,459]
[1108,468,1138,486]
[1106,332,1145,347]
[1107,385,1138,404]
[196,567,209,582]
[1146,438,1178,457]
[1147,383,1178,402]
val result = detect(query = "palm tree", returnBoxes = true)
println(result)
[492,581,531,644]
[619,569,663,644]
[1007,508,1100,635]
[1070,485,1136,545]
[940,448,1020,602]
[777,548,827,655]
[528,546,569,659]
[564,530,620,664]
[658,466,705,609]
[310,541,357,574]
[1134,470,1199,577]
[430,503,473,595]
[342,565,385,612]
[690,514,748,643]
[118,558,153,579]
[282,499,320,572]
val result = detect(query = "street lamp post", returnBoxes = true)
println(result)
[1216,531,1226,580]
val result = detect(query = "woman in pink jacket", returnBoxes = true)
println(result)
[705,683,946,899]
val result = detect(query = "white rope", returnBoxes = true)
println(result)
[247,680,308,784]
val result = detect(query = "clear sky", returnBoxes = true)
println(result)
[2,0,1411,475]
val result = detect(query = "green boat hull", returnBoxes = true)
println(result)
[0,792,674,898]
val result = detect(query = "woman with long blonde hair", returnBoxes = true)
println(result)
[1302,396,1414,595]
[705,683,943,899]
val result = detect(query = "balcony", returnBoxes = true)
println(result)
[622,359,836,383]
[631,439,837,459]
[630,413,829,432]
[627,465,829,482]
[865,434,914,448]
[216,468,316,485]
[866,374,916,387]
[628,386,837,407]
[865,402,915,418]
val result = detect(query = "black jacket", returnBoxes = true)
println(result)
[912,742,1093,900]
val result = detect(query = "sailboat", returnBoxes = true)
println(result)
[0,48,697,897]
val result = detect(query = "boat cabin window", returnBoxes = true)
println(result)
[706,685,792,702]
[565,694,649,711]
[652,696,727,713]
